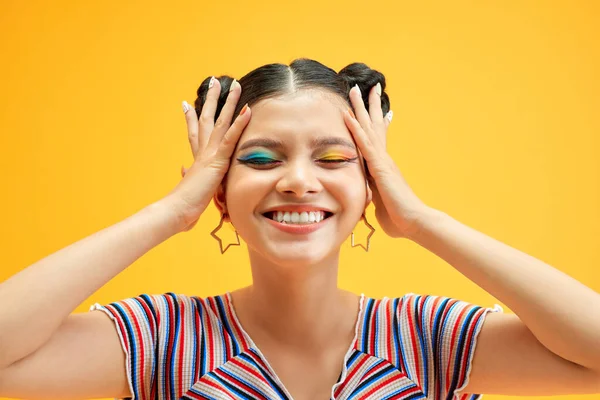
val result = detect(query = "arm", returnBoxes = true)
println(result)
[409,207,600,394]
[0,196,182,370]
[0,311,133,399]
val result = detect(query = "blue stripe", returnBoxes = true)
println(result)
[110,302,139,400]
[374,300,379,356]
[381,377,426,400]
[239,351,289,400]
[446,306,479,400]
[190,298,199,383]
[432,297,452,399]
[392,298,402,371]
[414,295,428,392]
[198,299,207,377]
[139,295,159,391]
[215,295,240,357]
[348,362,395,399]
[397,296,412,381]
[219,366,268,399]
[361,299,374,352]
[209,370,256,399]
[166,293,180,400]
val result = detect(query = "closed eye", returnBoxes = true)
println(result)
[318,157,358,164]
[237,157,278,165]
[236,157,358,168]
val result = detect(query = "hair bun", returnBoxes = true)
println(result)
[338,63,390,115]
[193,75,236,121]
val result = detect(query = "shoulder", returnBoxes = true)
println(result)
[88,292,232,334]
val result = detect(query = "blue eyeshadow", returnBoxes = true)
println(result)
[238,151,275,161]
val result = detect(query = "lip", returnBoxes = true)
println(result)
[261,213,333,234]
[261,205,334,214]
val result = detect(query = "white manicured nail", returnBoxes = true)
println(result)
[208,76,215,89]
[354,84,361,95]
[386,110,393,122]
[375,82,381,96]
[182,101,191,113]
[229,79,238,92]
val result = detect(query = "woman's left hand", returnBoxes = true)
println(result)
[344,83,431,239]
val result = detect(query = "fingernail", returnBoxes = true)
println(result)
[229,79,238,92]
[182,101,191,113]
[386,110,393,122]
[348,108,356,119]
[353,84,361,95]
[208,76,215,89]
[375,82,381,96]
[239,103,249,116]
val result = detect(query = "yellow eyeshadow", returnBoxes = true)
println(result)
[320,151,348,160]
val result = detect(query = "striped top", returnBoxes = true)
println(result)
[89,292,503,400]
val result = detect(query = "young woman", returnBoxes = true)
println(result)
[0,59,598,400]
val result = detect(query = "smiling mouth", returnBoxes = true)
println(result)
[261,211,335,224]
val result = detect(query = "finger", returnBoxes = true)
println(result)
[343,108,376,162]
[348,85,374,134]
[198,77,222,151]
[183,101,199,157]
[206,79,242,148]
[368,83,384,127]
[214,104,252,160]
[384,110,393,130]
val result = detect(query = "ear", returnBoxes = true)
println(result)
[365,179,373,210]
[212,181,229,221]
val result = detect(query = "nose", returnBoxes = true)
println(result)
[275,159,322,197]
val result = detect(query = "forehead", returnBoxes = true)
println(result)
[240,89,350,143]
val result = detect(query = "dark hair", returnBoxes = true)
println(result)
[193,58,390,121]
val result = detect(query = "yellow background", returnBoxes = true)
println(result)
[1,1,599,399]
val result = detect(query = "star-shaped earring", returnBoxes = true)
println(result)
[211,213,241,254]
[351,213,375,252]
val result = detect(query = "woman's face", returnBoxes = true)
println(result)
[219,89,372,266]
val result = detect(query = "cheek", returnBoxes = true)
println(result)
[320,167,368,210]
[224,168,272,213]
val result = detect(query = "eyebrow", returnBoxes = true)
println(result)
[237,137,357,152]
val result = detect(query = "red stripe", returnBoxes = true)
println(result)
[178,298,186,397]
[137,297,158,399]
[196,377,231,398]
[230,357,272,389]
[107,305,129,352]
[334,353,370,397]
[457,308,484,392]
[406,296,421,386]
[122,301,147,400]
[244,350,276,378]
[225,293,251,351]
[194,298,202,380]
[385,298,393,362]
[359,373,422,399]
[214,367,266,399]
[362,360,387,381]
[201,298,215,372]
[369,300,381,354]
[445,299,463,395]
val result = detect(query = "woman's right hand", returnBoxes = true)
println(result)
[165,77,251,232]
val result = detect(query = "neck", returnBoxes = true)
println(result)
[235,248,359,349]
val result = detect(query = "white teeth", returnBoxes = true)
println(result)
[299,212,309,223]
[268,211,328,224]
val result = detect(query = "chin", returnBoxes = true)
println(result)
[261,241,339,268]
